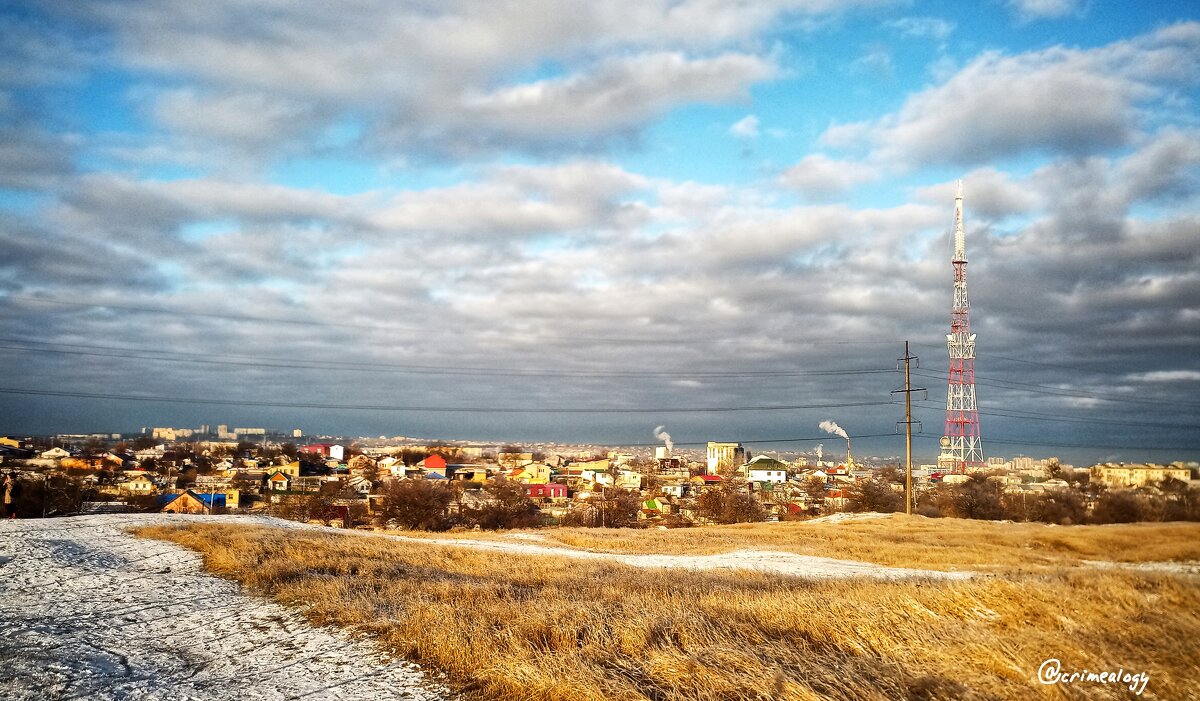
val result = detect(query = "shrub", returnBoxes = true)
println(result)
[378,479,453,531]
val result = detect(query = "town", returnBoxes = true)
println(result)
[3,426,1197,528]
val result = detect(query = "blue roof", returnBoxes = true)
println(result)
[156,491,226,508]
[196,493,226,507]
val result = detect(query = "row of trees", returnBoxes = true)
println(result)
[5,475,99,518]
[370,478,541,531]
[843,474,1200,524]
[340,475,771,531]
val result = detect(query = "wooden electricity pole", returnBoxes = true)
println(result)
[892,342,925,516]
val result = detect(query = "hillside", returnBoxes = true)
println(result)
[137,515,1200,701]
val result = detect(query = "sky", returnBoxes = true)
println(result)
[2,0,1199,465]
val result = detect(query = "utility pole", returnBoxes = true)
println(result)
[892,342,926,516]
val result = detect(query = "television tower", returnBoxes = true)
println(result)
[938,180,984,473]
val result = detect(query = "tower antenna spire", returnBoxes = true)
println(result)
[939,180,985,474]
[954,179,965,261]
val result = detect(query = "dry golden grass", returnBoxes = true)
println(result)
[486,515,1200,572]
[138,521,1200,701]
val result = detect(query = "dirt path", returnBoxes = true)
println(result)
[0,514,451,701]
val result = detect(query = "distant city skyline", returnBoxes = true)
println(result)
[2,1,1199,466]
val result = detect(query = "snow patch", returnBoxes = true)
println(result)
[0,514,450,701]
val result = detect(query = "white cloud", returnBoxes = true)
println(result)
[729,115,760,138]
[1128,370,1200,382]
[849,44,893,78]
[913,168,1041,220]
[453,52,776,148]
[0,127,75,190]
[72,0,893,162]
[779,154,880,200]
[821,23,1200,168]
[1007,0,1084,23]
[887,17,955,41]
[150,89,329,158]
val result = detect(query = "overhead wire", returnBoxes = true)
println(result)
[0,386,896,414]
[906,432,1200,453]
[2,295,906,346]
[0,338,896,380]
[911,368,1200,409]
[910,401,1200,431]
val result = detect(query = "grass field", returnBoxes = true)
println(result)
[526,515,1200,571]
[137,517,1200,700]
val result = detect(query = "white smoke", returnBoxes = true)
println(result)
[815,444,823,462]
[653,425,673,453]
[819,420,849,440]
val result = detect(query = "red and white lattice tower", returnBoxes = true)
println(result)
[939,180,985,473]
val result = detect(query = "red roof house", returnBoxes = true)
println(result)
[419,454,447,471]
[526,483,568,500]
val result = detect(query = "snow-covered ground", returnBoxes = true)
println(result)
[0,514,451,701]
[383,531,974,580]
[0,512,969,700]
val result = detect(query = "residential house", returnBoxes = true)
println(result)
[508,463,552,484]
[640,497,669,520]
[450,466,489,485]
[657,479,687,499]
[657,457,686,473]
[134,445,166,461]
[526,483,568,501]
[498,452,534,468]
[566,457,611,474]
[344,475,372,496]
[158,490,225,514]
[826,488,850,510]
[347,454,378,477]
[615,469,642,490]
[40,447,71,460]
[418,454,448,474]
[121,474,158,496]
[265,470,293,492]
[274,461,302,478]
[298,443,345,461]
[747,467,788,484]
[103,452,133,469]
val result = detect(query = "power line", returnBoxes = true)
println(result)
[908,433,1200,453]
[912,342,1199,379]
[610,432,900,448]
[0,338,896,380]
[912,369,1200,409]
[0,386,896,414]
[3,295,907,347]
[911,401,1200,431]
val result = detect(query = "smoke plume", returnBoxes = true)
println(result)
[654,425,673,453]
[815,444,823,462]
[819,420,849,440]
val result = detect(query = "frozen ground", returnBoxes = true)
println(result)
[385,531,975,580]
[0,513,979,700]
[0,514,451,701]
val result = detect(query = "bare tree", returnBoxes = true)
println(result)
[698,477,766,524]
[379,479,453,530]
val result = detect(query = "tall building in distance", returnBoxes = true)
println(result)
[706,441,747,475]
[938,181,985,473]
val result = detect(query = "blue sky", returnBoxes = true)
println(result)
[2,0,1199,465]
